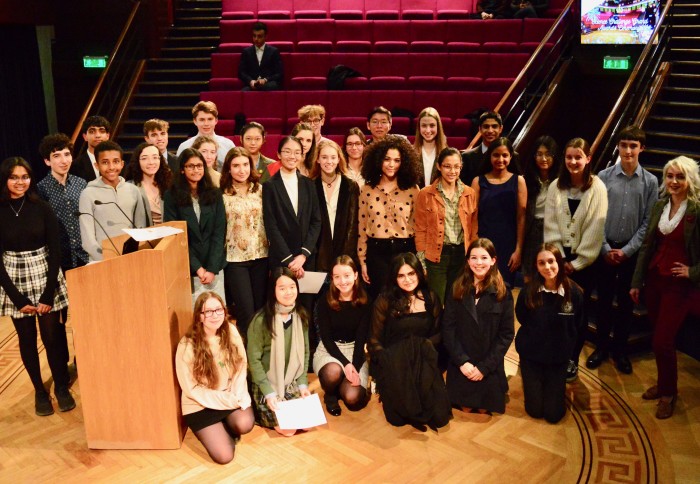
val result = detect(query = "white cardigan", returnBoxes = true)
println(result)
[544,176,608,271]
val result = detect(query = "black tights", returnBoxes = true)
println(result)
[318,363,369,411]
[193,407,255,465]
[12,312,70,393]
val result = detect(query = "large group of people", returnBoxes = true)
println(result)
[1,97,699,464]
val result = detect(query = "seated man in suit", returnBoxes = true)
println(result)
[144,118,178,173]
[69,115,111,182]
[238,21,283,91]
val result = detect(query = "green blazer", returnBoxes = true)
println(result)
[631,198,700,289]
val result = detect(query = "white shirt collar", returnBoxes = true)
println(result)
[538,285,565,296]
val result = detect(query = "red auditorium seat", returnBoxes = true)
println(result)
[368,54,408,89]
[408,53,447,89]
[409,20,447,52]
[335,20,372,52]
[263,20,297,52]
[446,20,485,52]
[544,0,568,18]
[200,91,242,119]
[371,90,415,134]
[366,0,401,20]
[328,91,371,133]
[445,52,487,90]
[481,19,523,52]
[332,53,370,89]
[261,134,283,158]
[520,18,555,52]
[372,21,410,52]
[436,0,474,19]
[219,20,255,53]
[222,0,257,19]
[486,52,529,90]
[294,0,330,18]
[329,0,365,19]
[257,0,293,19]
[296,19,335,52]
[402,0,436,19]
[288,53,331,89]
[242,92,287,131]
[210,53,243,90]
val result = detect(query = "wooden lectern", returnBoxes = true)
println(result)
[66,221,192,449]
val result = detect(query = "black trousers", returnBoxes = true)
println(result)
[568,262,596,363]
[520,358,568,423]
[365,237,416,298]
[594,250,638,355]
[224,257,268,337]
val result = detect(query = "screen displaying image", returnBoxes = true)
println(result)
[581,0,660,45]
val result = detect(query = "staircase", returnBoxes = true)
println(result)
[118,0,222,154]
[643,0,700,172]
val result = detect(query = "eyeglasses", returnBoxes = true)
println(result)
[202,308,225,318]
[281,149,302,157]
[183,163,205,170]
[440,164,461,172]
[307,118,324,125]
[535,152,552,159]
[370,120,390,126]
[9,175,31,182]
[346,142,364,148]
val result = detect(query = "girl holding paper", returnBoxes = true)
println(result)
[247,267,311,436]
[175,291,254,464]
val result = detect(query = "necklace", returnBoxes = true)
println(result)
[9,197,25,217]
[323,173,338,188]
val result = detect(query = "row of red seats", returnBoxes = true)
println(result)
[210,51,529,91]
[222,0,478,20]
[200,90,503,137]
[220,18,555,54]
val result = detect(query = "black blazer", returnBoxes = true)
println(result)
[460,148,483,188]
[70,151,97,182]
[263,171,321,269]
[238,44,283,87]
[165,152,179,173]
[441,286,514,377]
[314,175,360,272]
[163,189,226,276]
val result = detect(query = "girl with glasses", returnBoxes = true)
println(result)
[175,291,253,464]
[342,127,368,188]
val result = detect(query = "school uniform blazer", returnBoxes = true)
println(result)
[441,286,514,379]
[632,198,700,289]
[263,171,322,268]
[165,152,179,173]
[238,44,283,87]
[163,190,227,276]
[460,148,484,188]
[314,175,360,271]
[70,151,97,182]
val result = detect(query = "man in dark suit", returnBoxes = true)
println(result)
[460,111,504,187]
[238,21,283,91]
[143,118,178,172]
[70,115,111,182]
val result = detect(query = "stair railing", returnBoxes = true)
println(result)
[590,0,674,172]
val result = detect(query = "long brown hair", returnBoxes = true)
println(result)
[310,139,348,179]
[326,255,368,310]
[557,138,594,191]
[220,146,261,195]
[523,243,576,309]
[452,238,507,301]
[186,291,245,389]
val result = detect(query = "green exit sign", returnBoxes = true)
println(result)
[83,56,108,69]
[603,56,631,70]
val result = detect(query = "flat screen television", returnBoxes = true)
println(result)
[581,0,660,45]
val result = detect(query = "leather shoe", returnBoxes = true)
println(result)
[585,349,608,369]
[55,386,76,412]
[655,396,676,419]
[642,386,660,400]
[613,354,632,374]
[35,390,54,416]
[326,402,342,417]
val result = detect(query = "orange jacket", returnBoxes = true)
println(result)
[415,181,479,263]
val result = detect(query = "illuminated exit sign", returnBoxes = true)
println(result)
[603,56,631,70]
[83,56,108,69]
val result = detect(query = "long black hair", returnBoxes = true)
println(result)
[382,252,431,318]
[0,157,39,203]
[258,267,309,336]
[170,148,220,207]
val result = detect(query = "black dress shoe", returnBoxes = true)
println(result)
[613,354,632,374]
[35,390,54,416]
[326,402,342,417]
[585,349,608,369]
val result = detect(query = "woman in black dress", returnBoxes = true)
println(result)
[442,237,514,414]
[368,252,451,429]
[0,157,74,416]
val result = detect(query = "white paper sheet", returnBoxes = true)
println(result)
[297,271,327,294]
[122,226,184,242]
[274,393,328,430]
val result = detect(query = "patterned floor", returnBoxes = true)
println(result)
[0,315,698,482]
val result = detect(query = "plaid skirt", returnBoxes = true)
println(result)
[251,379,303,429]
[0,247,68,319]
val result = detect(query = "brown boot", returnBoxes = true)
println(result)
[642,386,660,400]
[655,396,676,419]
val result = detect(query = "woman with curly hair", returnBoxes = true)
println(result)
[358,136,421,297]
[220,146,268,336]
[175,291,253,464]
[125,142,173,225]
[164,148,226,300]
[368,252,451,429]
